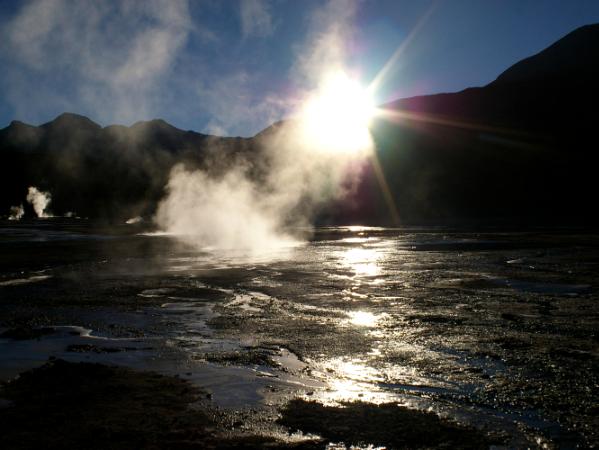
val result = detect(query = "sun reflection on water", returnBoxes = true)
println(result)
[347,311,384,327]
[345,226,385,232]
[342,248,381,276]
[315,357,396,405]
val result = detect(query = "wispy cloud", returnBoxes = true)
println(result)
[195,70,289,136]
[239,0,274,38]
[2,0,191,124]
[0,0,361,138]
[292,0,359,88]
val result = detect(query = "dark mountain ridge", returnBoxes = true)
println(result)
[0,113,258,221]
[493,24,599,84]
[352,24,599,225]
[2,24,599,225]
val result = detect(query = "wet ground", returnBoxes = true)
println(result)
[0,219,598,449]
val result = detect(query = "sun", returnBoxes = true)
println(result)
[301,71,375,155]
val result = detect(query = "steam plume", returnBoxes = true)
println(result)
[26,186,51,218]
[126,216,144,225]
[8,204,24,221]
[154,123,363,253]
[154,0,370,253]
[155,164,298,252]
[3,0,191,125]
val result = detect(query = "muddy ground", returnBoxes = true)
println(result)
[0,220,598,448]
[0,359,493,449]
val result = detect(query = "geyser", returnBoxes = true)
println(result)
[26,186,52,218]
[154,164,298,254]
[8,204,24,221]
[154,0,375,253]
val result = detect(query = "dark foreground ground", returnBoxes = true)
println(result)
[0,220,597,449]
[0,359,491,449]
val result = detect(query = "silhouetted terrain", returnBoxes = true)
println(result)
[0,114,260,221]
[1,24,598,225]
[356,24,599,225]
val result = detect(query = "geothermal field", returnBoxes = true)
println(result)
[1,1,599,449]
[0,221,597,448]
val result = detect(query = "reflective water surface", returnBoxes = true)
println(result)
[0,221,598,448]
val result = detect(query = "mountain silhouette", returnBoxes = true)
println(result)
[493,24,599,84]
[1,24,599,225]
[347,23,599,225]
[0,113,259,221]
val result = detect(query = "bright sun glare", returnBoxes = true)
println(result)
[302,71,375,155]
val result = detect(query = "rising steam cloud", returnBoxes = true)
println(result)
[26,186,51,218]
[154,122,365,253]
[154,0,371,253]
[155,164,297,251]
[8,204,24,221]
[2,0,191,125]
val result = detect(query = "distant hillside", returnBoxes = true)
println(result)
[0,113,260,221]
[347,23,599,225]
[493,23,599,84]
[2,24,599,225]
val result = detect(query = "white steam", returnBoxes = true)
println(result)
[291,0,358,88]
[3,0,191,124]
[126,216,144,225]
[26,186,51,218]
[8,204,24,221]
[155,165,298,251]
[154,120,365,253]
[240,0,274,38]
[155,1,372,254]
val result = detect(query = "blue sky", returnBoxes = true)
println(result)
[1,0,599,136]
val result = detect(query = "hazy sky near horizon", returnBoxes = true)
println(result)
[1,0,599,137]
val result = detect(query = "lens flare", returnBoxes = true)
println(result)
[301,71,375,155]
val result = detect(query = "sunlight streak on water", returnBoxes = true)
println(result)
[347,311,383,327]
[0,274,52,286]
[344,226,385,232]
[315,357,398,405]
[342,237,378,244]
[342,248,381,276]
[335,359,383,382]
